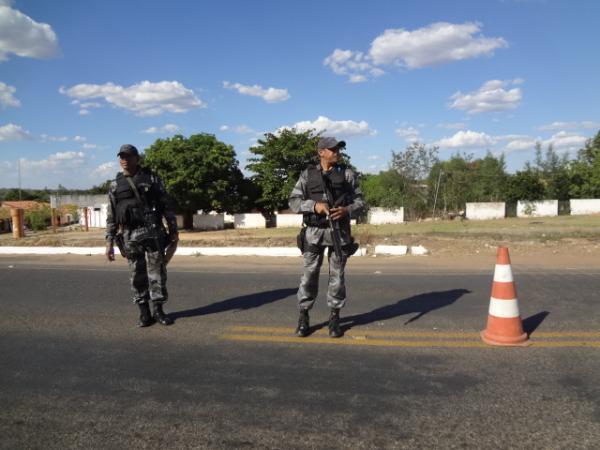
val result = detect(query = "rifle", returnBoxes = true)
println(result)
[318,170,345,260]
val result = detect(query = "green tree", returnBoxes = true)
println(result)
[570,130,600,198]
[246,128,352,213]
[144,134,247,226]
[531,142,571,200]
[361,170,405,209]
[504,170,545,203]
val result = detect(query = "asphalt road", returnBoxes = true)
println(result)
[1,255,599,449]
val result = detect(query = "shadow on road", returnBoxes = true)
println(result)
[522,311,550,336]
[169,288,297,322]
[310,289,471,334]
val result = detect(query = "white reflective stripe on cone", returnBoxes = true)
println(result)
[488,297,520,318]
[493,264,513,283]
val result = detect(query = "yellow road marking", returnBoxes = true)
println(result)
[222,334,600,348]
[226,326,600,339]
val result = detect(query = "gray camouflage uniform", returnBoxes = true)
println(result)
[106,168,178,306]
[289,165,365,310]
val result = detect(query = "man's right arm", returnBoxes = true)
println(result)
[105,181,117,261]
[289,169,317,214]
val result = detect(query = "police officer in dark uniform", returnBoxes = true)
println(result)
[289,137,365,338]
[105,144,179,327]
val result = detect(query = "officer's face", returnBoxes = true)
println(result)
[118,153,139,172]
[319,146,341,165]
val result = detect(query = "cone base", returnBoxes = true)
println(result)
[481,330,530,347]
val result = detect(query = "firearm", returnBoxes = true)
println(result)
[318,171,345,260]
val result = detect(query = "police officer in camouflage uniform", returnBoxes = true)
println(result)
[105,144,179,327]
[289,137,365,338]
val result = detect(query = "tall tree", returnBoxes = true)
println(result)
[246,128,352,213]
[144,134,247,226]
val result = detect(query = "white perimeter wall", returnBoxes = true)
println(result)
[517,200,558,217]
[570,199,600,215]
[368,207,404,225]
[193,213,225,230]
[275,213,303,228]
[78,204,108,228]
[234,213,266,229]
[466,202,505,220]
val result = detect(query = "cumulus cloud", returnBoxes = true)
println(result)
[504,137,539,152]
[543,131,587,151]
[395,126,421,142]
[279,116,376,137]
[449,79,522,114]
[0,81,20,108]
[142,123,180,134]
[223,81,290,103]
[220,124,260,135]
[0,123,30,141]
[0,1,60,62]
[539,121,600,131]
[90,161,118,179]
[325,22,507,81]
[438,122,467,130]
[21,151,86,171]
[434,130,496,148]
[60,80,206,116]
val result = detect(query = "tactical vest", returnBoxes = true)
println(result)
[303,165,351,227]
[114,170,157,227]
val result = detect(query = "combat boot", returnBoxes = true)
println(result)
[138,302,155,327]
[295,309,310,337]
[153,303,173,326]
[328,308,342,338]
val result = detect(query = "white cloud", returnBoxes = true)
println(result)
[438,122,467,130]
[449,79,522,114]
[504,137,539,152]
[395,126,421,142]
[0,123,30,141]
[82,143,97,149]
[142,123,180,134]
[325,22,507,81]
[220,124,260,135]
[539,121,600,131]
[60,80,206,116]
[223,81,290,103]
[435,130,496,148]
[0,1,60,62]
[0,81,20,108]
[543,131,587,151]
[90,161,118,179]
[21,151,86,171]
[279,116,376,137]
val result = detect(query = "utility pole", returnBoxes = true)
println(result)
[432,169,443,219]
[18,158,22,200]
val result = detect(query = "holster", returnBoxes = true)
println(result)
[296,227,307,254]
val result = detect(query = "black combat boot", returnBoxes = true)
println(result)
[153,303,173,326]
[295,309,310,337]
[138,302,155,327]
[328,308,343,338]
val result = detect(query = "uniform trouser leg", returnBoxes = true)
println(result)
[146,249,168,305]
[128,252,150,304]
[326,250,347,309]
[297,248,325,310]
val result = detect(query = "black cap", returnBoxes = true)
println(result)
[117,144,139,157]
[317,136,346,150]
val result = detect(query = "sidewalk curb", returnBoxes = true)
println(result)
[0,246,424,257]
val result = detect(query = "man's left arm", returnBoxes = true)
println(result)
[344,169,366,219]
[154,175,178,243]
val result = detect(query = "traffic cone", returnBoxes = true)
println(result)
[481,247,530,346]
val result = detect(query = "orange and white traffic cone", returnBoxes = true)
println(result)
[481,247,530,346]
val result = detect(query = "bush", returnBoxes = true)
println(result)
[25,205,51,231]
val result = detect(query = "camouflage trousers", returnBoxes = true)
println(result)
[124,227,168,305]
[297,247,348,310]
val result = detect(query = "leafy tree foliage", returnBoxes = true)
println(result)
[144,134,249,224]
[246,128,353,212]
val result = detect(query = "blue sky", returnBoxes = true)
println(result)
[1,0,599,189]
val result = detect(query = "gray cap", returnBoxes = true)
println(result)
[117,144,139,156]
[317,136,346,150]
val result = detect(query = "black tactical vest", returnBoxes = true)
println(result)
[303,165,351,227]
[114,170,156,227]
